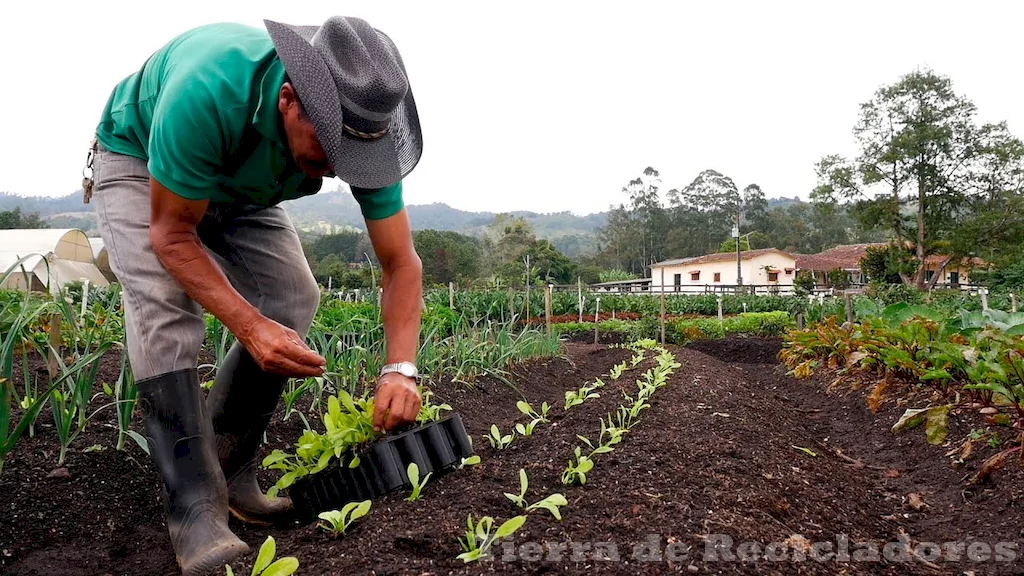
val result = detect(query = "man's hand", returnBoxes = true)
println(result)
[239,315,326,378]
[372,372,421,432]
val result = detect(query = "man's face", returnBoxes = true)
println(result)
[279,83,334,178]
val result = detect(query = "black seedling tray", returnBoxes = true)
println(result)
[289,413,474,522]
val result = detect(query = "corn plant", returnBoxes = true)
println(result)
[514,400,549,436]
[485,424,515,450]
[457,514,528,563]
[225,536,298,576]
[318,500,372,535]
[405,462,431,502]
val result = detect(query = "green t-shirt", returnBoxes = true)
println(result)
[94,22,403,220]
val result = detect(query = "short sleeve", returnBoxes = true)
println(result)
[351,181,404,220]
[147,81,225,200]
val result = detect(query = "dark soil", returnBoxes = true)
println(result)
[2,338,1023,575]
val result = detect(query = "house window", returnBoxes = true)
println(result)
[673,273,681,287]
[925,270,935,281]
[949,271,960,285]
[784,268,794,275]
[768,271,779,282]
[713,272,721,282]
[690,271,700,281]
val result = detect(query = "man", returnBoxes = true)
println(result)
[86,16,424,575]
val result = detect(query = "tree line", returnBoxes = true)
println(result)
[592,68,1024,290]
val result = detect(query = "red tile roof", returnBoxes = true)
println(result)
[794,243,986,271]
[651,248,795,268]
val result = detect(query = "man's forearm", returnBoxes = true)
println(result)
[152,230,260,338]
[380,257,423,365]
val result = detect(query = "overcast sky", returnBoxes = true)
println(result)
[1,1,1021,215]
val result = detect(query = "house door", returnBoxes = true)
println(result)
[673,274,681,292]
[949,271,959,286]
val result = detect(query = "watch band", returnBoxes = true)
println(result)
[379,361,418,379]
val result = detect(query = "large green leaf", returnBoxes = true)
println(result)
[252,536,275,576]
[260,557,299,576]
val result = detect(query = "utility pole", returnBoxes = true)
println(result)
[732,218,743,293]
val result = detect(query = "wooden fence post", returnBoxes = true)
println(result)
[448,282,455,310]
[1012,292,1017,313]
[845,292,854,324]
[980,288,989,311]
[796,313,805,330]
[545,284,553,336]
[578,277,583,323]
[594,297,601,345]
[507,287,514,322]
[717,295,723,325]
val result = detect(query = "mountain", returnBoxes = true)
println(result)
[0,187,608,257]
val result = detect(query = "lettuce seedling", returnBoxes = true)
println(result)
[527,493,568,521]
[318,500,372,535]
[504,468,529,507]
[486,424,515,449]
[504,468,569,520]
[224,535,298,576]
[417,389,453,424]
[458,455,481,469]
[564,384,600,410]
[608,362,627,380]
[515,401,550,436]
[561,447,594,486]
[457,514,528,563]
[405,462,431,502]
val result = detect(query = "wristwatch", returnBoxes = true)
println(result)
[380,361,419,380]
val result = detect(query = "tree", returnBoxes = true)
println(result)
[816,68,1024,290]
[741,184,769,230]
[596,167,669,276]
[859,244,913,284]
[718,231,772,253]
[666,169,740,258]
[0,207,48,229]
[413,230,481,286]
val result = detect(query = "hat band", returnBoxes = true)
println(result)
[343,123,389,140]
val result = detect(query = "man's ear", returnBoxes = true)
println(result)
[279,82,297,115]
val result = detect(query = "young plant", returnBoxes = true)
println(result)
[417,389,453,423]
[514,400,550,436]
[457,454,481,469]
[504,468,569,520]
[560,446,594,486]
[318,500,372,535]
[564,382,600,410]
[608,361,627,381]
[485,424,515,450]
[456,514,528,563]
[405,462,431,502]
[224,535,298,576]
[504,468,530,507]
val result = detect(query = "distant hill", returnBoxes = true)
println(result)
[0,187,608,257]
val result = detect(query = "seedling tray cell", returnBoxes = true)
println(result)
[289,413,474,522]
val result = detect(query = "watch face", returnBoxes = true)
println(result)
[400,363,416,377]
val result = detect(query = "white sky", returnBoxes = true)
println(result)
[1,1,1022,215]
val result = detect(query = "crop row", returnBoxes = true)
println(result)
[781,303,1024,481]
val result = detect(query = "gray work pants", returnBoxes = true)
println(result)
[90,145,321,381]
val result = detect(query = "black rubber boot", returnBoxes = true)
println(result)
[207,342,294,526]
[137,368,249,576]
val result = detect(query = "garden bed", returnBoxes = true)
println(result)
[2,339,1023,575]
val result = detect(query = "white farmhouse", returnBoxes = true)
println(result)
[649,248,798,293]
